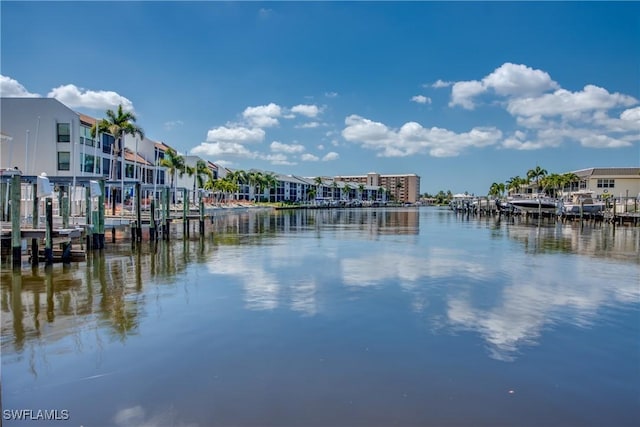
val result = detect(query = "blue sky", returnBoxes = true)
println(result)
[1,1,639,194]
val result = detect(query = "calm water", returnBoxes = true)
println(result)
[2,207,639,427]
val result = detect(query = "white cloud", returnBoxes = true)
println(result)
[242,103,282,128]
[322,152,339,161]
[0,75,40,97]
[262,153,296,165]
[411,95,431,104]
[48,84,135,112]
[450,63,559,110]
[507,85,637,118]
[449,80,485,109]
[270,141,305,153]
[325,91,339,98]
[440,62,639,151]
[206,125,265,143]
[191,141,258,158]
[621,106,640,122]
[291,104,320,118]
[164,120,184,130]
[296,121,321,129]
[342,114,502,157]
[301,153,320,162]
[317,144,325,150]
[483,63,559,97]
[431,79,452,89]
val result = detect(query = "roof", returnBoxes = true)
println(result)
[573,167,640,177]
[78,113,97,126]
[123,148,151,165]
[154,141,171,151]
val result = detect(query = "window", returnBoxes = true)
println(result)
[103,158,111,177]
[82,154,96,173]
[597,179,615,188]
[57,123,70,142]
[102,134,114,154]
[57,152,70,170]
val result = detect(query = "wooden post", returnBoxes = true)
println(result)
[163,186,170,241]
[199,190,205,235]
[44,198,53,265]
[150,198,157,241]
[0,181,7,221]
[85,184,92,250]
[61,193,69,229]
[97,180,105,249]
[11,175,21,269]
[111,185,117,216]
[135,182,142,241]
[183,188,189,238]
[31,182,39,266]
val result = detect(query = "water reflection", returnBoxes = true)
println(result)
[1,238,219,357]
[1,208,638,426]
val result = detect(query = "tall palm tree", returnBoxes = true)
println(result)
[91,104,144,182]
[527,166,548,193]
[261,172,277,203]
[193,160,212,200]
[159,148,185,203]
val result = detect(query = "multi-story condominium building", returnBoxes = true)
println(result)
[334,172,421,203]
[0,98,106,179]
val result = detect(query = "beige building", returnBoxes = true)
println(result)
[335,172,421,203]
[572,167,640,199]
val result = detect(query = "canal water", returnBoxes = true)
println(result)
[2,207,639,427]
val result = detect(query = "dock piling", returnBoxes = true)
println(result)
[135,182,142,241]
[44,198,53,265]
[150,199,157,241]
[31,182,39,266]
[11,175,21,269]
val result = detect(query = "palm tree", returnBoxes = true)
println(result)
[307,186,317,203]
[159,148,185,203]
[261,172,277,203]
[527,166,548,193]
[379,187,386,202]
[331,181,339,200]
[194,160,212,197]
[561,172,580,196]
[540,173,563,197]
[488,182,505,198]
[91,105,144,182]
[226,169,248,201]
[314,177,324,201]
[358,184,366,201]
[506,176,525,195]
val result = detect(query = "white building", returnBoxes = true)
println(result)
[0,98,104,179]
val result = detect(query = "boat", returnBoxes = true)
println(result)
[500,194,558,214]
[561,191,605,214]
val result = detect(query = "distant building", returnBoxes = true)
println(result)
[334,172,421,203]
